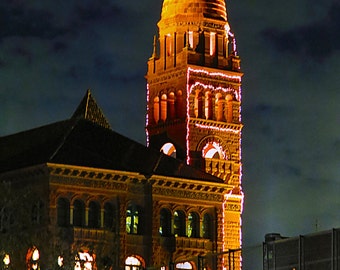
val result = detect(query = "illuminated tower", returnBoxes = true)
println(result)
[146,0,243,269]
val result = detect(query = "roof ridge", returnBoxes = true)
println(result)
[71,89,111,129]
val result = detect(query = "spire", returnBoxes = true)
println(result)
[71,89,111,129]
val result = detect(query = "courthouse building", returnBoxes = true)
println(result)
[0,0,243,270]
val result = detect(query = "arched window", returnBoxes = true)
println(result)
[205,91,213,120]
[194,90,203,118]
[126,204,140,234]
[173,210,186,237]
[32,200,44,225]
[176,90,184,118]
[202,213,213,239]
[188,212,200,238]
[202,142,225,160]
[225,94,233,123]
[215,93,224,121]
[57,198,70,227]
[125,256,143,270]
[104,202,115,230]
[176,262,192,270]
[168,92,175,119]
[160,94,167,121]
[159,208,171,236]
[88,201,100,228]
[153,96,160,123]
[160,142,176,158]
[73,199,85,227]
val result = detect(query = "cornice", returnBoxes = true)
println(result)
[190,118,243,133]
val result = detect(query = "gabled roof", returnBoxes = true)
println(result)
[0,92,222,183]
[71,89,111,129]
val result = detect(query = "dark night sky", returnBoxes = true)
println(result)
[0,1,339,269]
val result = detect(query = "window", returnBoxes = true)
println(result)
[204,91,212,120]
[160,94,167,121]
[159,208,171,236]
[57,198,70,227]
[173,210,186,237]
[202,213,213,239]
[153,96,160,123]
[125,256,143,270]
[126,204,140,234]
[160,143,176,158]
[188,212,199,238]
[32,200,44,225]
[210,32,216,56]
[88,201,100,228]
[104,203,115,230]
[73,200,85,227]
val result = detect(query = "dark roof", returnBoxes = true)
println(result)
[0,93,222,183]
[71,89,111,129]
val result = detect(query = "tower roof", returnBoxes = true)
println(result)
[161,0,227,22]
[72,89,111,129]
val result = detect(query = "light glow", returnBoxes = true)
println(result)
[195,123,240,134]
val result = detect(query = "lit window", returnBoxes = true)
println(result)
[176,262,192,269]
[210,32,216,56]
[160,143,176,158]
[75,251,94,270]
[125,256,143,270]
[173,210,185,237]
[126,204,140,234]
[188,31,193,48]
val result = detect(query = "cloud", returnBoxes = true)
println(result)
[261,1,340,61]
[0,5,67,40]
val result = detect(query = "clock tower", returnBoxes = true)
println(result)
[146,0,243,269]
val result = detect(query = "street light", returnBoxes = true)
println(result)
[2,254,10,269]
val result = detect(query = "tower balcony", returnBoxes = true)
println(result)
[160,236,213,254]
[205,158,240,185]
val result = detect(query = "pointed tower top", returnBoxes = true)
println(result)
[71,89,111,129]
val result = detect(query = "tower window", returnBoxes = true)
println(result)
[160,142,176,158]
[210,32,216,56]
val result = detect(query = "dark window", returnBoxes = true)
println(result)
[188,212,200,238]
[104,203,115,230]
[88,201,100,228]
[73,199,85,227]
[174,210,186,237]
[202,213,213,239]
[57,198,70,227]
[32,200,44,225]
[160,208,171,236]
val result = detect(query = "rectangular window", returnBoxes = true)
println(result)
[210,32,216,56]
